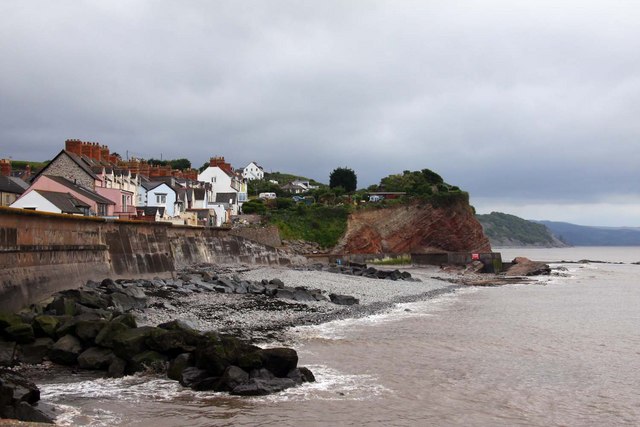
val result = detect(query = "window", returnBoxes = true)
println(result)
[121,194,128,209]
[97,204,108,216]
[156,193,167,204]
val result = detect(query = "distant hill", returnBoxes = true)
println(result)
[537,221,640,246]
[476,212,567,248]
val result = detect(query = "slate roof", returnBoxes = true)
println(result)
[215,192,237,203]
[46,176,115,205]
[35,190,90,214]
[0,176,28,194]
[31,150,101,184]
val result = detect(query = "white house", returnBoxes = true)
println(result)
[242,162,264,181]
[11,190,90,215]
[198,165,238,194]
[141,182,178,217]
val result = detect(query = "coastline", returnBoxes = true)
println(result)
[137,264,464,342]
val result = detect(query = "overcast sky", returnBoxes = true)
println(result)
[1,1,639,226]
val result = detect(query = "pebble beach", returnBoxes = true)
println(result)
[138,264,461,342]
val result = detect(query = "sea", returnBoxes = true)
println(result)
[37,247,640,426]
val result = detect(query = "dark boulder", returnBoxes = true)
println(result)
[45,295,77,316]
[287,366,316,384]
[75,319,108,344]
[111,326,157,360]
[230,378,297,396]
[0,368,55,424]
[4,323,35,344]
[147,328,201,355]
[218,365,249,391]
[247,282,266,294]
[195,335,263,376]
[77,347,115,370]
[128,350,168,374]
[17,338,54,365]
[261,347,298,378]
[293,289,317,302]
[167,353,193,381]
[94,321,131,348]
[112,313,138,328]
[329,293,360,306]
[179,367,211,388]
[111,292,146,312]
[32,315,60,339]
[269,278,285,288]
[0,341,17,366]
[107,357,127,378]
[274,288,295,300]
[49,335,83,365]
[0,368,40,404]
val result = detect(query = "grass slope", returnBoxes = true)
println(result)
[477,212,564,247]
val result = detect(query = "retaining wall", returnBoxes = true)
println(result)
[0,207,295,312]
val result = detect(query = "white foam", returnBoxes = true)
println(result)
[247,364,391,403]
[41,374,188,402]
[288,290,466,342]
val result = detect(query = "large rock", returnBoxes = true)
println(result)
[17,338,54,365]
[107,357,127,378]
[505,257,551,276]
[111,326,157,360]
[147,328,201,356]
[75,319,108,344]
[329,293,360,306]
[0,368,40,404]
[218,365,249,391]
[77,347,115,370]
[230,378,297,396]
[0,341,16,366]
[287,367,316,384]
[0,368,54,424]
[129,350,168,374]
[49,335,83,365]
[111,292,146,312]
[261,347,298,378]
[4,323,35,344]
[179,367,211,388]
[195,335,263,376]
[94,321,131,348]
[32,315,60,339]
[167,353,193,381]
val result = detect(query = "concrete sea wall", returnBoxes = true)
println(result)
[0,207,291,312]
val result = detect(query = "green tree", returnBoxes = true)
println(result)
[329,167,357,193]
[169,158,191,170]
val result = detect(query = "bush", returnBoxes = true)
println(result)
[241,199,266,215]
[275,198,294,210]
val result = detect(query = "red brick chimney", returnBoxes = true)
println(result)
[209,156,233,175]
[65,139,83,156]
[0,159,11,177]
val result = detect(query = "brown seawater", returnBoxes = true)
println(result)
[39,247,640,426]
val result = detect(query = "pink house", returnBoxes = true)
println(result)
[93,167,138,218]
[16,175,115,216]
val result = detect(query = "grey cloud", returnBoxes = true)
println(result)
[1,1,639,225]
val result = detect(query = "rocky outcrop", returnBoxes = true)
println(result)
[334,201,491,255]
[504,257,551,276]
[0,369,55,423]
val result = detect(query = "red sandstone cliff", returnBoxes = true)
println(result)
[333,201,491,255]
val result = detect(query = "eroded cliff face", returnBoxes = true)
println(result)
[333,201,491,254]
